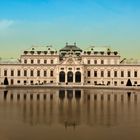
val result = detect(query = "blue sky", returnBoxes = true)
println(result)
[0,0,140,58]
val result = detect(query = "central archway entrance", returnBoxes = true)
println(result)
[59,71,65,82]
[75,71,81,83]
[67,71,73,83]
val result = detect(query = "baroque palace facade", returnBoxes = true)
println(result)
[0,43,140,86]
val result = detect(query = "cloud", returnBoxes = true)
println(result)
[0,20,14,30]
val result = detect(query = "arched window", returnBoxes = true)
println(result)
[59,71,65,82]
[67,71,73,82]
[75,71,81,83]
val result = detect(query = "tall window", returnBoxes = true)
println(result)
[107,71,110,77]
[17,70,21,76]
[37,60,40,64]
[134,71,137,77]
[44,70,47,76]
[121,71,124,77]
[94,71,97,77]
[50,70,53,77]
[37,70,40,77]
[44,60,47,64]
[128,71,131,77]
[94,60,97,64]
[4,70,7,76]
[30,70,34,76]
[51,60,53,64]
[101,71,104,77]
[24,70,27,76]
[87,71,91,77]
[24,60,27,64]
[101,60,104,64]
[11,70,14,76]
[114,71,117,77]
[88,60,90,64]
[31,60,34,64]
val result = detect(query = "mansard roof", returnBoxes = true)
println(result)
[23,45,58,55]
[84,46,110,52]
[25,45,57,52]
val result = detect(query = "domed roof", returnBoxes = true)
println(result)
[60,43,82,52]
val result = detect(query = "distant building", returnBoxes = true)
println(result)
[0,43,139,86]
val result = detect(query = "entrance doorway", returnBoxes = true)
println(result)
[75,71,81,83]
[67,71,73,82]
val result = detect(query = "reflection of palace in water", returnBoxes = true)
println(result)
[0,89,139,128]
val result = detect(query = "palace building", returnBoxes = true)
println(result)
[0,43,140,86]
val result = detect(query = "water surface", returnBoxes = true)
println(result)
[0,88,140,140]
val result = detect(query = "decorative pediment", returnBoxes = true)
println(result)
[60,57,82,65]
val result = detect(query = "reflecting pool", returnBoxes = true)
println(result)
[0,88,140,140]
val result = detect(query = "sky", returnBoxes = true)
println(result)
[0,0,140,58]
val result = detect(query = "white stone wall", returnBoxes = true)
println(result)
[0,64,57,85]
[85,65,140,86]
[82,55,120,65]
[0,49,140,87]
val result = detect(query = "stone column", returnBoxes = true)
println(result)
[65,72,67,84]
[73,72,75,83]
[81,70,84,85]
[56,68,59,85]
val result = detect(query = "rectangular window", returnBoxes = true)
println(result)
[24,60,27,64]
[50,71,53,77]
[37,60,40,64]
[51,60,53,64]
[4,70,7,76]
[44,60,47,64]
[17,70,21,76]
[128,71,131,77]
[88,60,90,64]
[114,71,117,77]
[107,71,110,77]
[24,70,27,76]
[44,70,47,76]
[31,60,34,64]
[94,60,97,64]
[94,71,97,77]
[87,71,91,77]
[11,70,14,76]
[30,70,34,76]
[134,71,137,77]
[37,70,40,77]
[101,60,104,64]
[121,81,124,84]
[121,71,124,77]
[101,71,104,77]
